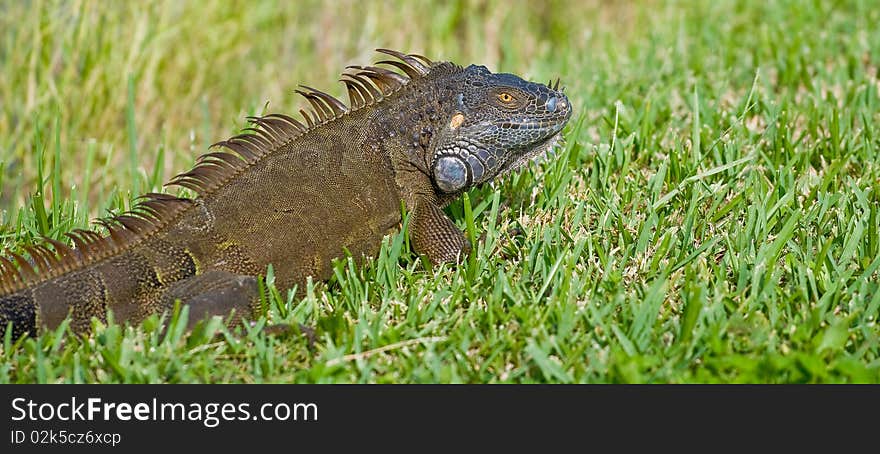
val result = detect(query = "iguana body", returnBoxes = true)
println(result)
[0,50,571,338]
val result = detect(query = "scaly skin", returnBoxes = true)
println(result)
[0,50,572,338]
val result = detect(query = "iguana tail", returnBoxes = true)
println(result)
[0,291,37,339]
[0,255,261,339]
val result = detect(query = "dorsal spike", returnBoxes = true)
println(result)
[115,215,151,234]
[11,253,37,281]
[44,237,73,256]
[35,244,57,266]
[345,72,383,100]
[255,116,295,137]
[408,52,433,66]
[65,232,89,254]
[198,151,248,167]
[211,139,259,161]
[246,116,285,142]
[341,79,366,108]
[0,256,21,288]
[362,66,409,86]
[358,71,396,95]
[176,169,214,185]
[170,179,204,193]
[80,230,104,246]
[221,136,261,159]
[133,204,162,220]
[233,132,272,151]
[95,218,121,240]
[295,90,333,121]
[341,75,377,105]
[195,152,234,168]
[42,238,76,273]
[23,246,51,273]
[376,59,422,78]
[137,192,177,202]
[375,48,430,75]
[100,217,140,245]
[240,125,277,144]
[37,245,58,270]
[298,85,348,116]
[299,109,316,127]
[263,113,307,132]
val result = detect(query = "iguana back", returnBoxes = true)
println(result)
[0,50,572,338]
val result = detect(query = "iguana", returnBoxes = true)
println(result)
[0,49,572,338]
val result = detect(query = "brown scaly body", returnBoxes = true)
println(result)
[0,50,572,338]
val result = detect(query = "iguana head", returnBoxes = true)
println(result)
[430,64,573,194]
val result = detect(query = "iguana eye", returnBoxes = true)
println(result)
[497,92,514,103]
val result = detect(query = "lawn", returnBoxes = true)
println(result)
[1,0,878,383]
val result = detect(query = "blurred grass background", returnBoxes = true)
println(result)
[1,0,879,382]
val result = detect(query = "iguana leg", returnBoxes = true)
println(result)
[159,270,259,328]
[410,200,471,264]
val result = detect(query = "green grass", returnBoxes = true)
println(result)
[1,0,879,383]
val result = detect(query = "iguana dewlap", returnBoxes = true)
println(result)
[0,49,572,337]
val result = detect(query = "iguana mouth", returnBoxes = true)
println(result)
[495,129,566,179]
[499,119,568,130]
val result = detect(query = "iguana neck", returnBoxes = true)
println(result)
[363,74,460,210]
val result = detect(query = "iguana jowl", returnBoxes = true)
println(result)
[0,49,572,338]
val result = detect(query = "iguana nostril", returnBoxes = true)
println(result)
[546,96,558,113]
[556,94,568,112]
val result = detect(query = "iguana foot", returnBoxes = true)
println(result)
[159,270,259,329]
